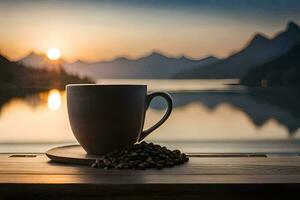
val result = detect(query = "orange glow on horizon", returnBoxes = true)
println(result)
[0,1,298,62]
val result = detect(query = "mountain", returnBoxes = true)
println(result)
[241,42,300,86]
[19,51,219,79]
[63,52,219,79]
[0,54,92,89]
[175,21,300,79]
[19,52,66,71]
[0,55,17,87]
[1,54,93,111]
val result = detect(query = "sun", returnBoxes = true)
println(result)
[47,47,61,60]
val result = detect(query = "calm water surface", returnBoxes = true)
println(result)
[0,79,299,153]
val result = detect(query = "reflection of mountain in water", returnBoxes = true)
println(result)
[0,89,38,114]
[0,53,93,113]
[1,86,299,137]
[150,88,300,136]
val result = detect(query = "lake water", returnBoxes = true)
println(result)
[0,79,300,153]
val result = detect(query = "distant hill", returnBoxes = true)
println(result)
[19,52,219,79]
[19,52,66,71]
[175,21,300,79]
[0,54,92,90]
[0,55,17,87]
[241,43,300,86]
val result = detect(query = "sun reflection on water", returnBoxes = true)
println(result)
[47,89,62,111]
[0,80,299,145]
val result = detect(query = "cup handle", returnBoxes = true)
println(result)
[138,92,173,142]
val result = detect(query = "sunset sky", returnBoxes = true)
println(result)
[0,0,300,62]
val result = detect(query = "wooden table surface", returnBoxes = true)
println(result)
[1,153,300,199]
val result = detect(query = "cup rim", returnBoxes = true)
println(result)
[66,84,147,88]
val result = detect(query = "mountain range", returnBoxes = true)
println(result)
[175,21,300,79]
[19,51,219,79]
[19,52,66,71]
[18,21,300,80]
[0,54,91,89]
[1,53,93,111]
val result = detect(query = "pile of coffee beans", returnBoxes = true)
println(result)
[91,141,189,170]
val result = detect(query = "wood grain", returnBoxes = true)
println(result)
[0,154,300,199]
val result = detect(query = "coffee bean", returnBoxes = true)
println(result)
[91,142,189,170]
[184,157,189,162]
[156,163,163,169]
[138,163,145,170]
[131,152,138,157]
[146,157,152,162]
[103,159,111,165]
[166,161,174,167]
[123,164,129,169]
[116,163,124,169]
[173,158,181,164]
[173,150,181,155]
[91,162,98,168]
[159,154,169,159]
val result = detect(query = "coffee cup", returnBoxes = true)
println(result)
[66,84,172,155]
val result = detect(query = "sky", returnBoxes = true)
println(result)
[0,0,300,62]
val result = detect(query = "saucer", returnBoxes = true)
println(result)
[46,145,102,165]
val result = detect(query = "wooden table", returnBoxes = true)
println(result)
[1,153,300,199]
